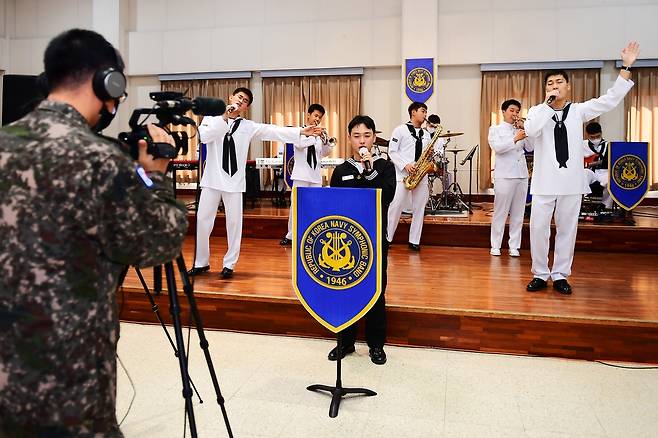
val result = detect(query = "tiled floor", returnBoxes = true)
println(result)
[116,323,658,437]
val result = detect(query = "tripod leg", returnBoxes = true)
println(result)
[175,256,234,438]
[164,262,198,438]
[153,265,162,295]
[133,267,203,404]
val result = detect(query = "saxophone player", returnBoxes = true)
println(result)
[386,102,446,250]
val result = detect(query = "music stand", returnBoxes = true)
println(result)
[460,145,479,213]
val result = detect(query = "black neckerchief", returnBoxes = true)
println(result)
[222,118,242,176]
[552,103,571,168]
[304,128,317,169]
[406,123,424,161]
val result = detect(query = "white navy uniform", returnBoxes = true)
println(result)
[195,116,302,270]
[386,123,445,245]
[524,76,633,281]
[489,121,533,252]
[284,133,333,240]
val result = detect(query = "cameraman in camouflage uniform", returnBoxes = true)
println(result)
[0,29,188,436]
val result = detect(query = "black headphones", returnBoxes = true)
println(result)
[38,51,126,102]
[91,67,126,101]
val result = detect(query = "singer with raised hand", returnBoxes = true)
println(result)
[523,41,640,295]
[280,104,334,246]
[329,115,396,365]
[187,87,322,280]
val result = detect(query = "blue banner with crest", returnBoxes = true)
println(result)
[608,141,650,210]
[293,187,382,333]
[284,142,295,189]
[405,58,434,103]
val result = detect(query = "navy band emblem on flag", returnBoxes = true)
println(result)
[301,216,373,290]
[405,58,434,103]
[609,142,650,210]
[293,187,382,333]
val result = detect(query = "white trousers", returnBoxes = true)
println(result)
[387,179,429,245]
[490,178,528,250]
[194,187,243,270]
[286,180,322,240]
[529,194,582,281]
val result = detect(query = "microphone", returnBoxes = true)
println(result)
[156,97,227,116]
[225,103,239,113]
[359,147,372,172]
[546,94,556,105]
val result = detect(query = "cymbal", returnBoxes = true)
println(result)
[446,149,465,153]
[438,131,464,138]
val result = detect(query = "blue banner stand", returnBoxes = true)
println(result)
[306,332,377,418]
[294,187,380,418]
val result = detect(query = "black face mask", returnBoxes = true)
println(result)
[93,101,119,132]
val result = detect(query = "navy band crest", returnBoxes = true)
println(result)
[301,216,373,290]
[608,142,650,210]
[405,58,434,103]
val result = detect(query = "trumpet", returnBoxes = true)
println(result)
[319,128,337,147]
[513,116,526,130]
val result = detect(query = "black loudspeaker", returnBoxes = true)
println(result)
[2,74,45,126]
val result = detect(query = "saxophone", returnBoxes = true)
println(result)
[403,125,443,190]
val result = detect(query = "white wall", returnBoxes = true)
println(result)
[437,0,658,65]
[5,0,92,74]
[361,67,402,139]
[127,0,402,75]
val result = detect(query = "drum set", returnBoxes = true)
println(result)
[424,131,475,214]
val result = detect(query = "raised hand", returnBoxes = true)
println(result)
[621,41,640,67]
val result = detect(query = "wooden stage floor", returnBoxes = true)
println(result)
[119,228,658,363]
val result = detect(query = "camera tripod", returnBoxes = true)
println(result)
[120,255,233,437]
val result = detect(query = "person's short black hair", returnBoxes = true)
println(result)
[585,121,602,135]
[233,87,253,106]
[543,70,569,85]
[348,115,376,134]
[501,99,521,112]
[308,103,325,115]
[427,114,441,125]
[408,102,427,117]
[44,28,123,91]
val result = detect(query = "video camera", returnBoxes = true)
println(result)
[119,91,226,160]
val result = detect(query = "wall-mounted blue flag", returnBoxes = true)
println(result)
[405,58,434,103]
[292,187,382,333]
[608,142,650,210]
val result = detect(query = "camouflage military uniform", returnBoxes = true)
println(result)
[0,100,188,436]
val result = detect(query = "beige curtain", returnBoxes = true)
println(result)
[161,79,250,183]
[480,69,600,188]
[625,67,658,189]
[262,75,361,161]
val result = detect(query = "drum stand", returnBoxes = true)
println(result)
[437,149,470,213]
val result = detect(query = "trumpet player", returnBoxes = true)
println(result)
[489,99,533,258]
[386,102,445,250]
[280,103,334,245]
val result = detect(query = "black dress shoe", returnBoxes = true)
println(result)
[279,238,292,246]
[526,277,548,292]
[187,265,210,276]
[553,279,572,295]
[369,347,387,365]
[408,243,420,251]
[327,344,356,361]
[220,267,233,279]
